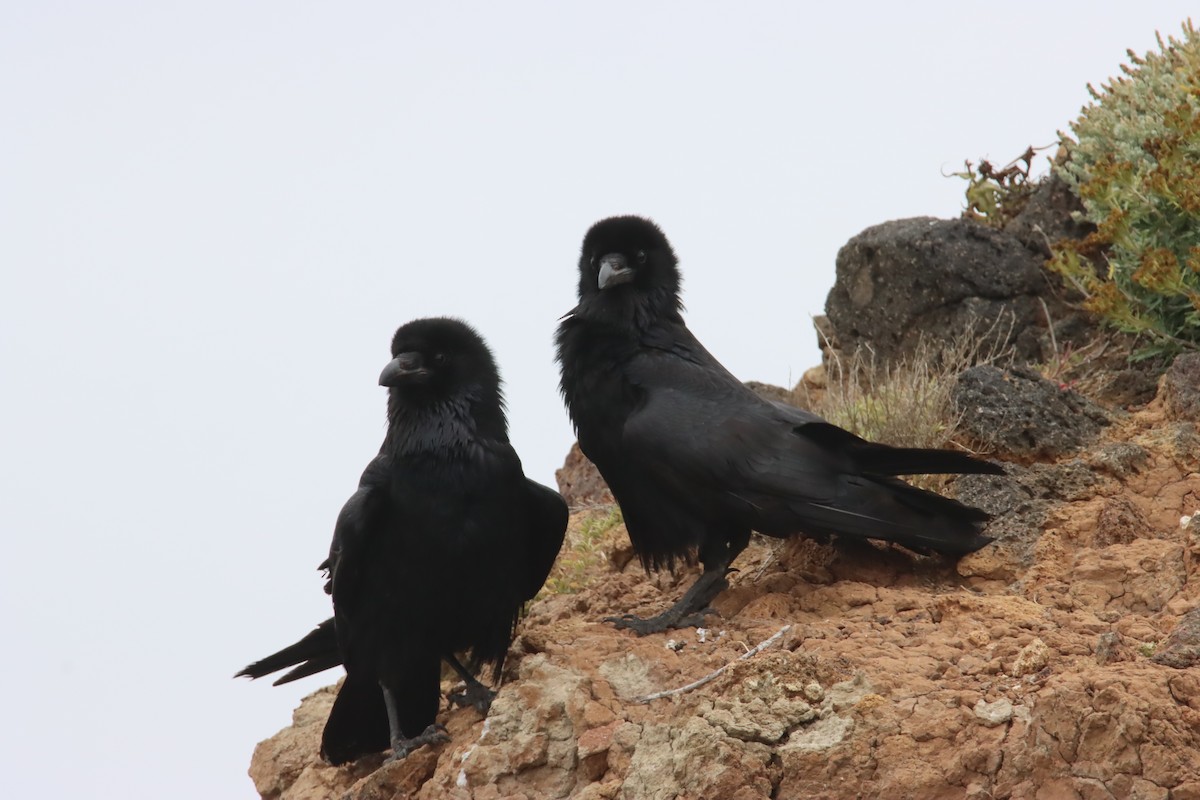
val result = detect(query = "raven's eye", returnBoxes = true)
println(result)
[636,250,647,265]
[432,353,446,364]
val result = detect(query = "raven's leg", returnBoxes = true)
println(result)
[607,530,751,636]
[381,685,449,762]
[444,653,497,715]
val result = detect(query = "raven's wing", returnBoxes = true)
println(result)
[327,454,391,652]
[237,457,394,686]
[520,479,568,601]
[622,367,836,509]
[624,324,997,554]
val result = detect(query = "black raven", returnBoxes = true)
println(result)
[555,216,1003,635]
[238,318,567,764]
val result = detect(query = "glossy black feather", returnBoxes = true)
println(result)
[556,216,1001,576]
[234,618,340,686]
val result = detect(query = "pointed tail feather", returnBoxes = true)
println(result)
[321,670,390,765]
[850,445,1004,478]
[235,618,341,685]
[794,475,992,556]
[803,422,1004,477]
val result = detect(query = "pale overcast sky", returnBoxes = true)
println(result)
[2,3,1193,797]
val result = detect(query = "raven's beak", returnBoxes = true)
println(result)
[598,253,634,290]
[379,352,426,386]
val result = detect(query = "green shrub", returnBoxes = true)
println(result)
[1050,20,1200,358]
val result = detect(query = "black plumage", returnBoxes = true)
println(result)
[555,216,1003,635]
[238,318,567,764]
[236,617,340,686]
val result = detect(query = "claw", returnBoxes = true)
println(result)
[386,723,450,762]
[448,682,497,716]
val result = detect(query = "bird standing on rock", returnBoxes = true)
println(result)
[238,317,567,764]
[555,215,1003,635]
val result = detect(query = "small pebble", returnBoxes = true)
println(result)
[973,698,1014,727]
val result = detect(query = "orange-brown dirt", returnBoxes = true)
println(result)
[249,386,1200,800]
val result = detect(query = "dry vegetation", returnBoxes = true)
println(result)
[539,506,625,597]
[808,328,1008,478]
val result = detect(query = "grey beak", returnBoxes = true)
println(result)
[598,253,635,290]
[379,352,425,386]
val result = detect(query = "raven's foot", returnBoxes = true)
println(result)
[604,607,717,636]
[386,724,450,762]
[448,682,497,716]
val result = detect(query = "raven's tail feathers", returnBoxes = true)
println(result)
[804,422,1003,477]
[795,475,992,557]
[852,445,1004,478]
[321,670,390,765]
[235,618,341,686]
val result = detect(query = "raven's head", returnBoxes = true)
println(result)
[577,216,681,310]
[380,317,504,416]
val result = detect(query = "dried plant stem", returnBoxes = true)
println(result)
[633,625,792,703]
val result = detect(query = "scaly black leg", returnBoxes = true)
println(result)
[605,567,726,634]
[606,530,751,636]
[381,685,449,762]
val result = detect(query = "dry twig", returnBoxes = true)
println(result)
[633,625,792,703]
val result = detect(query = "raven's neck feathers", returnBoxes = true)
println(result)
[556,284,685,450]
[383,388,508,457]
[568,282,683,335]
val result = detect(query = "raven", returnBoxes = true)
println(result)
[239,318,567,764]
[555,216,1003,635]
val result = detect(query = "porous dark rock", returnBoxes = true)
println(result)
[1146,421,1200,473]
[1152,607,1200,669]
[952,365,1109,459]
[1101,365,1165,408]
[1094,632,1123,665]
[1085,442,1151,479]
[1003,172,1094,258]
[1162,353,1200,422]
[953,466,1048,581]
[825,217,1051,365]
[951,451,1143,582]
[1025,459,1100,502]
[1094,496,1157,547]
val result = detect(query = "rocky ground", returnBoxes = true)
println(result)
[248,371,1200,799]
